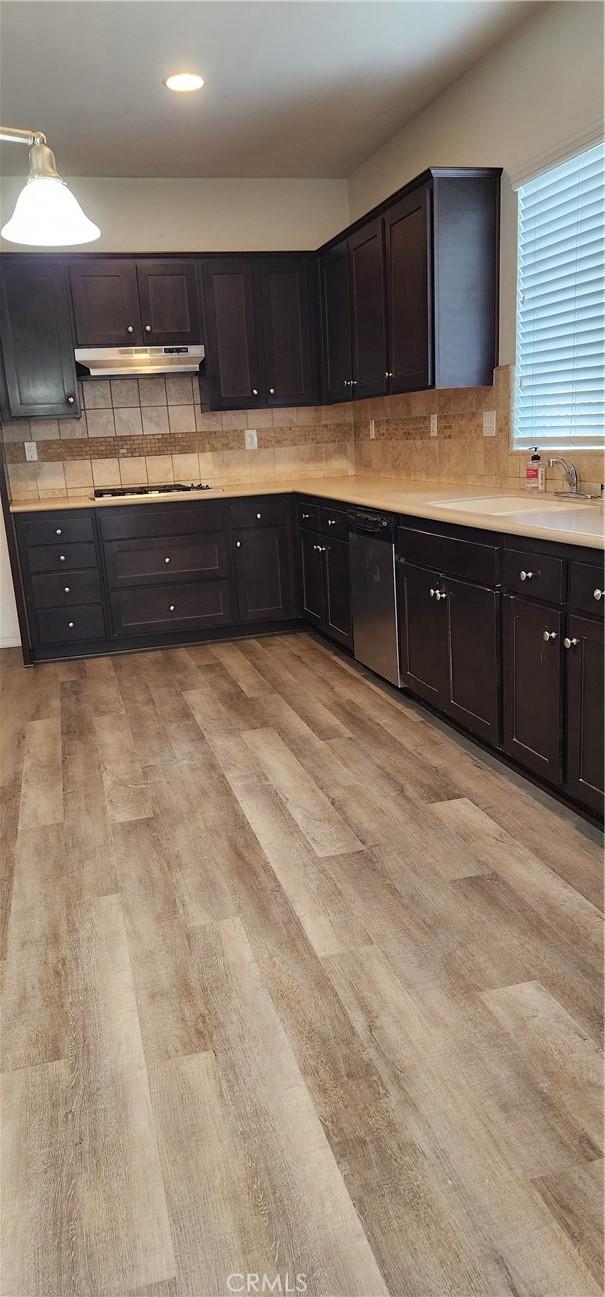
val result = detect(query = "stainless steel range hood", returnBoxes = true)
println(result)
[75,344,205,377]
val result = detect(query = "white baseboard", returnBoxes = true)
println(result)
[0,634,21,648]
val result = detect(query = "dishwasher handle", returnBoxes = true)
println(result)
[348,509,395,539]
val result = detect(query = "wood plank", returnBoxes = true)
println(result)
[18,715,63,829]
[243,726,362,857]
[533,1160,604,1287]
[94,712,154,823]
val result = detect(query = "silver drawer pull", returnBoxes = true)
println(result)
[269,387,275,396]
[64,586,70,593]
[543,629,557,642]
[563,637,579,649]
[169,604,175,613]
[256,512,262,519]
[519,570,534,581]
[164,556,171,564]
[594,588,604,601]
[251,388,259,397]
[59,554,66,562]
[68,621,75,629]
[236,540,241,547]
[55,528,62,536]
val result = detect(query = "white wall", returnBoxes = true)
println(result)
[348,1,604,364]
[0,509,20,647]
[0,177,349,253]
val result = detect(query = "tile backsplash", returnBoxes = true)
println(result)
[2,366,603,501]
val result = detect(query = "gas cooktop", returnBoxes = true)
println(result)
[93,483,223,499]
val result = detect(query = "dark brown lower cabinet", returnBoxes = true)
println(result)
[399,561,446,705]
[565,614,604,814]
[233,526,294,622]
[502,595,564,785]
[110,581,232,637]
[300,531,352,649]
[444,576,500,744]
[399,561,500,744]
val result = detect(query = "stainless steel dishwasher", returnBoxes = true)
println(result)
[349,508,401,686]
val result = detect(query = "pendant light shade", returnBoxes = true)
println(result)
[0,129,100,247]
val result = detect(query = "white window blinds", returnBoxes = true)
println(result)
[515,141,605,448]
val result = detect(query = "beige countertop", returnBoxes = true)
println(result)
[9,475,605,549]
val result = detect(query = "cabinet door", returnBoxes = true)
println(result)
[349,219,387,399]
[300,531,324,627]
[136,260,200,345]
[320,242,352,404]
[234,526,293,622]
[324,537,352,650]
[0,258,80,418]
[385,186,432,392]
[502,595,563,784]
[565,614,604,815]
[69,258,141,345]
[259,257,318,406]
[443,576,500,745]
[399,561,447,705]
[202,258,262,410]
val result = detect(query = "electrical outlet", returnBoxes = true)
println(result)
[369,419,376,440]
[24,441,38,461]
[244,428,258,450]
[430,414,438,437]
[483,410,497,437]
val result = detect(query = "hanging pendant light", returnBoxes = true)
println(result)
[0,126,100,246]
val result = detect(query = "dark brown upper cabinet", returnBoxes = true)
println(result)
[202,258,263,410]
[320,241,352,405]
[0,257,80,419]
[320,167,500,401]
[384,187,431,393]
[69,259,141,345]
[69,258,200,347]
[202,254,319,411]
[349,219,388,399]
[135,260,200,344]
[258,257,318,408]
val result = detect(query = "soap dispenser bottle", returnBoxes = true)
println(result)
[525,447,545,492]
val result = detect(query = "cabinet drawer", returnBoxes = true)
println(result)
[104,532,227,588]
[98,502,226,541]
[320,505,349,541]
[31,571,102,609]
[21,512,94,547]
[230,497,289,529]
[502,547,564,604]
[35,604,105,646]
[27,543,98,574]
[398,526,498,586]
[297,500,320,531]
[568,559,605,618]
[110,580,233,637]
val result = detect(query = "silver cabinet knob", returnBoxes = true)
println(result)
[269,387,275,395]
[66,394,75,404]
[519,570,534,581]
[145,324,152,332]
[543,629,557,641]
[169,604,175,613]
[164,556,171,564]
[385,370,394,379]
[328,519,336,526]
[429,588,436,598]
[302,513,311,519]
[64,586,70,593]
[127,325,134,333]
[350,379,357,387]
[55,528,62,536]
[236,540,241,547]
[59,554,66,562]
[594,589,604,601]
[68,621,74,629]
[256,512,262,519]
[563,636,579,648]
[251,388,259,397]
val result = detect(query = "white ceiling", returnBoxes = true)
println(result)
[0,0,540,179]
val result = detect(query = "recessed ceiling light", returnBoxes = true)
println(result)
[163,72,205,93]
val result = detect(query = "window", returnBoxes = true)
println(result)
[514,141,604,448]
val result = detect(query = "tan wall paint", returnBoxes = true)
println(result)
[347,1,604,364]
[0,177,349,253]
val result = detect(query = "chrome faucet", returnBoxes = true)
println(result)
[548,456,580,496]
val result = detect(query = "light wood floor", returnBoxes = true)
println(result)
[1,632,603,1297]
